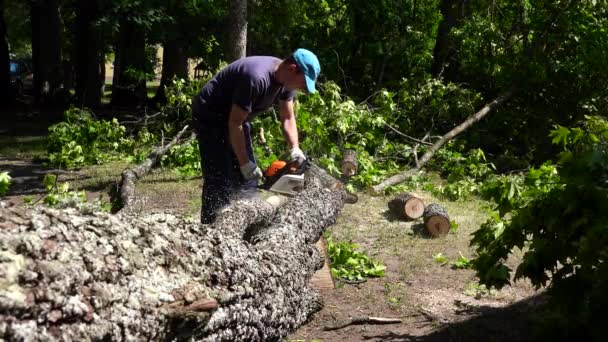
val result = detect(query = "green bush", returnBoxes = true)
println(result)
[0,172,10,196]
[471,115,608,339]
[47,107,139,167]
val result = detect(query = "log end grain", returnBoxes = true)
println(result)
[423,203,451,237]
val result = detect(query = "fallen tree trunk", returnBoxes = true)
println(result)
[371,86,516,194]
[0,167,346,341]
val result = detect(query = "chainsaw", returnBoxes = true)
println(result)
[259,157,309,196]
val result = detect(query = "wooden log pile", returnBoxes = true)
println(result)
[0,168,346,341]
[387,193,451,238]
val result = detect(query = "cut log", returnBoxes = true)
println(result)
[388,193,425,220]
[423,203,451,237]
[0,163,347,341]
[341,149,358,177]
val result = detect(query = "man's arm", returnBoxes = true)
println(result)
[228,104,250,166]
[279,99,299,150]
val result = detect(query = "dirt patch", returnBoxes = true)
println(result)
[288,194,541,342]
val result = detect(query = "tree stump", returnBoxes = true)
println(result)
[341,149,358,177]
[423,203,451,237]
[388,193,425,220]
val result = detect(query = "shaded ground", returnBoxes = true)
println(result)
[0,119,544,342]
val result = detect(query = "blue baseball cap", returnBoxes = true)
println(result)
[293,48,320,93]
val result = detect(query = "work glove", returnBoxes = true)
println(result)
[289,147,306,166]
[240,161,263,181]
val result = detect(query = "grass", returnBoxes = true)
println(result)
[0,135,48,159]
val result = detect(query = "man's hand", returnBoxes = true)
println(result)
[289,147,306,166]
[240,161,263,181]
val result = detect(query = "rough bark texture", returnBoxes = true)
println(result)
[227,0,247,61]
[388,193,425,220]
[341,149,358,177]
[423,203,451,237]
[0,170,345,341]
[371,87,516,194]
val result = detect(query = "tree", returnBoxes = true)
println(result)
[431,0,470,80]
[29,0,62,104]
[74,0,102,108]
[109,1,165,107]
[0,0,11,105]
[226,0,247,61]
[152,0,189,105]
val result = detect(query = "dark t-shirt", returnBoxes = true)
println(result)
[194,56,296,121]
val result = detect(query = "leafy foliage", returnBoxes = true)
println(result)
[0,172,11,196]
[40,174,87,208]
[253,79,480,190]
[47,108,142,168]
[327,237,386,281]
[471,116,608,338]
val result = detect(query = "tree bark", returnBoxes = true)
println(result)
[423,203,451,237]
[111,17,147,107]
[0,169,346,340]
[388,193,425,220]
[74,0,102,108]
[371,86,516,194]
[341,149,358,177]
[226,0,247,61]
[153,39,188,104]
[0,0,12,105]
[30,0,62,104]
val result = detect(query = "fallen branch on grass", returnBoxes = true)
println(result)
[323,315,402,331]
[117,125,193,211]
[371,86,516,194]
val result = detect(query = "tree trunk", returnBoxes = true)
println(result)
[226,0,247,61]
[388,193,425,220]
[0,0,12,105]
[371,86,516,194]
[423,203,451,237]
[431,0,470,80]
[30,0,62,104]
[111,17,146,107]
[74,0,102,108]
[153,40,188,104]
[0,168,345,341]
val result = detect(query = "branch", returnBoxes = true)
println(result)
[117,125,192,211]
[371,86,516,194]
[384,122,433,146]
[323,315,402,331]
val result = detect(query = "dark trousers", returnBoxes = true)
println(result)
[193,103,256,224]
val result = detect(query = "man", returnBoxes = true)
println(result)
[192,48,321,224]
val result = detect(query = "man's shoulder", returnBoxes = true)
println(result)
[231,56,280,78]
